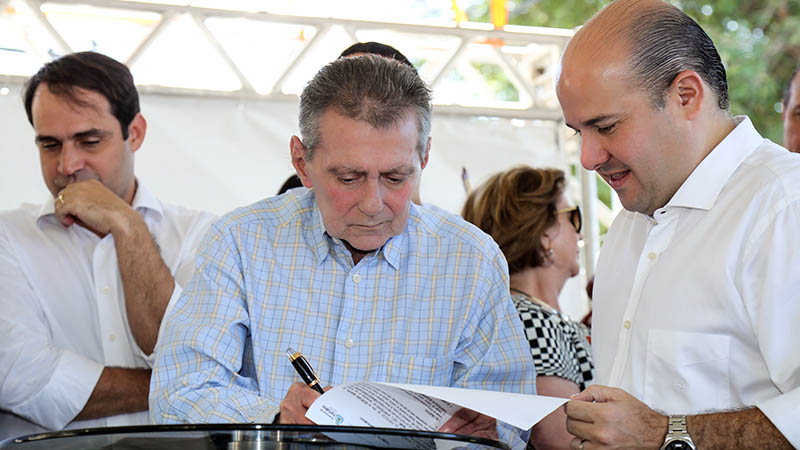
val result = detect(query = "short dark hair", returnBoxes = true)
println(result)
[461,166,566,274]
[339,42,415,70]
[783,65,800,106]
[622,1,729,110]
[298,54,431,162]
[277,174,304,195]
[23,51,140,139]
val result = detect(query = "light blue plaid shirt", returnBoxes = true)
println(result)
[150,188,536,447]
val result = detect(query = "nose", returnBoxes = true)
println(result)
[58,143,85,175]
[359,178,384,216]
[579,133,610,171]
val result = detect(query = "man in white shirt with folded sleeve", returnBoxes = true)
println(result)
[556,0,799,449]
[0,51,214,440]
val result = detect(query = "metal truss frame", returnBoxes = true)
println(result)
[1,0,609,278]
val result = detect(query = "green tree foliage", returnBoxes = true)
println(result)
[465,0,800,143]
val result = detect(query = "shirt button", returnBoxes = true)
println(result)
[623,320,632,329]
[109,334,117,342]
[344,338,354,349]
[103,286,110,294]
[674,382,686,391]
[352,274,361,283]
[648,252,657,260]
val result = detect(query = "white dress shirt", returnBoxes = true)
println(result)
[0,182,215,440]
[592,117,800,447]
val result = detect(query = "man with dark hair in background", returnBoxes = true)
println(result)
[150,54,535,448]
[0,51,214,438]
[782,65,800,153]
[557,0,799,448]
[339,41,416,70]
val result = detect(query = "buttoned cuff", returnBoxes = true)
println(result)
[17,350,103,430]
[141,282,182,367]
[756,387,800,448]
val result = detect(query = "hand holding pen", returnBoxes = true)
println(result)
[286,347,325,394]
[278,347,325,424]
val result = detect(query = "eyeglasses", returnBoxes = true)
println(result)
[556,205,582,233]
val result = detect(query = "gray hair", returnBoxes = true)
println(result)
[298,54,432,161]
[622,0,729,110]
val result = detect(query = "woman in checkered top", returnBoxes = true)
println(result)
[462,166,593,450]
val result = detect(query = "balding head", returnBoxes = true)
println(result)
[561,0,728,111]
[556,0,737,216]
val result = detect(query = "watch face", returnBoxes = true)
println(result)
[665,440,692,450]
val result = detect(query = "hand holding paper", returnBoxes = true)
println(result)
[305,381,567,432]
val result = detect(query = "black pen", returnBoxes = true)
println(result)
[286,347,325,394]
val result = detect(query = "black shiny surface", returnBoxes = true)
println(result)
[1,424,509,450]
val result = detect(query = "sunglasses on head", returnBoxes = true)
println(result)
[556,205,582,233]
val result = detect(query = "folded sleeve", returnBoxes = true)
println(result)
[0,229,103,430]
[739,200,800,447]
[149,221,279,424]
[756,387,800,447]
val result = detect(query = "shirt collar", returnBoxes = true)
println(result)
[664,116,763,212]
[305,201,333,265]
[36,178,164,225]
[380,205,412,270]
[303,189,404,270]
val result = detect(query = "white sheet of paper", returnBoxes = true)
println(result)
[379,383,567,430]
[306,381,567,431]
[306,381,461,430]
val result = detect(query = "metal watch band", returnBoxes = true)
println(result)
[668,415,689,434]
[660,415,696,450]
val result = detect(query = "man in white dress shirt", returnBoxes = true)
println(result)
[557,0,799,449]
[0,52,215,439]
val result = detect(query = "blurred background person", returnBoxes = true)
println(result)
[782,65,800,153]
[277,174,304,195]
[462,165,592,450]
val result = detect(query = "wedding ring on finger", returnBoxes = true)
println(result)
[579,439,586,450]
[56,193,64,206]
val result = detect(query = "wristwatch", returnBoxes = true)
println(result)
[660,415,696,450]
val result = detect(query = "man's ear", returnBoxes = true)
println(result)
[127,113,147,152]
[290,136,313,188]
[671,70,704,120]
[420,136,431,170]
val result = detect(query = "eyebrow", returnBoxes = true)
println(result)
[328,165,417,177]
[35,128,111,143]
[565,114,620,131]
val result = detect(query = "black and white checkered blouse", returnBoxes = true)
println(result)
[512,294,595,390]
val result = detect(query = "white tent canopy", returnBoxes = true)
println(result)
[0,0,610,318]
